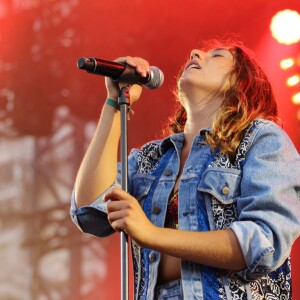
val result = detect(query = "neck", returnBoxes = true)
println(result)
[182,93,223,146]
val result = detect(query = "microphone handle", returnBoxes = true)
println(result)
[77,57,150,84]
[77,57,125,80]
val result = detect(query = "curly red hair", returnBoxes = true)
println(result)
[164,38,279,158]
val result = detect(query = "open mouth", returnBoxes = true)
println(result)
[189,64,200,69]
[185,60,201,70]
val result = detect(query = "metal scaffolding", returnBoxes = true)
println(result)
[0,107,108,300]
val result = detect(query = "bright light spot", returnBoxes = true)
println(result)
[270,10,300,45]
[287,75,300,87]
[280,58,295,70]
[292,92,300,104]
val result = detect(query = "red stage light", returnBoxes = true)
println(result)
[292,92,300,105]
[270,9,300,45]
[287,75,300,87]
[280,58,295,70]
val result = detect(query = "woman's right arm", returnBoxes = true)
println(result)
[74,56,149,208]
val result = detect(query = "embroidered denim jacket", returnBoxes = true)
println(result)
[70,119,300,300]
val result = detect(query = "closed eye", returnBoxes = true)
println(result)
[209,48,228,58]
[212,53,223,57]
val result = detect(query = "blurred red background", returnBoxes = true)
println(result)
[0,1,299,299]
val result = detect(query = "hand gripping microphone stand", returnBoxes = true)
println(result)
[76,57,163,299]
[118,85,131,300]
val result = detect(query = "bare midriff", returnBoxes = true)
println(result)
[157,253,181,284]
[157,189,181,284]
[157,144,190,285]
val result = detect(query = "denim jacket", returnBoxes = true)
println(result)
[70,119,300,300]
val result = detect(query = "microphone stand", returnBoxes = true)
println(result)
[118,85,131,300]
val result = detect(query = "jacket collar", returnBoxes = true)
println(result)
[159,128,211,155]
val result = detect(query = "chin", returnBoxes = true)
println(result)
[178,75,197,90]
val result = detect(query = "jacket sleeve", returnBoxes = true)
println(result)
[230,121,300,280]
[69,185,118,237]
[70,148,140,237]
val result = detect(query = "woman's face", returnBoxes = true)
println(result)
[179,48,235,98]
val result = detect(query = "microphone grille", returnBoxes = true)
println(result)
[145,66,164,90]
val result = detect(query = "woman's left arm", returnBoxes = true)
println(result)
[104,187,247,271]
[104,122,300,274]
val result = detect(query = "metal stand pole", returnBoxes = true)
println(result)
[118,86,131,300]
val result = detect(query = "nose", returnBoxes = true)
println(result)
[190,49,205,60]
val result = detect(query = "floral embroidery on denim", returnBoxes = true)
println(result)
[137,143,161,174]
[209,120,292,300]
[249,258,292,299]
[209,120,262,170]
[211,196,238,230]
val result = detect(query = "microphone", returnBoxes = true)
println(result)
[77,57,164,90]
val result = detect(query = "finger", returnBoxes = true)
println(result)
[111,221,122,232]
[103,187,122,202]
[115,56,149,78]
[133,57,150,77]
[114,56,137,68]
[125,56,149,71]
[107,202,137,222]
[103,187,131,202]
[106,200,131,213]
[107,210,127,224]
